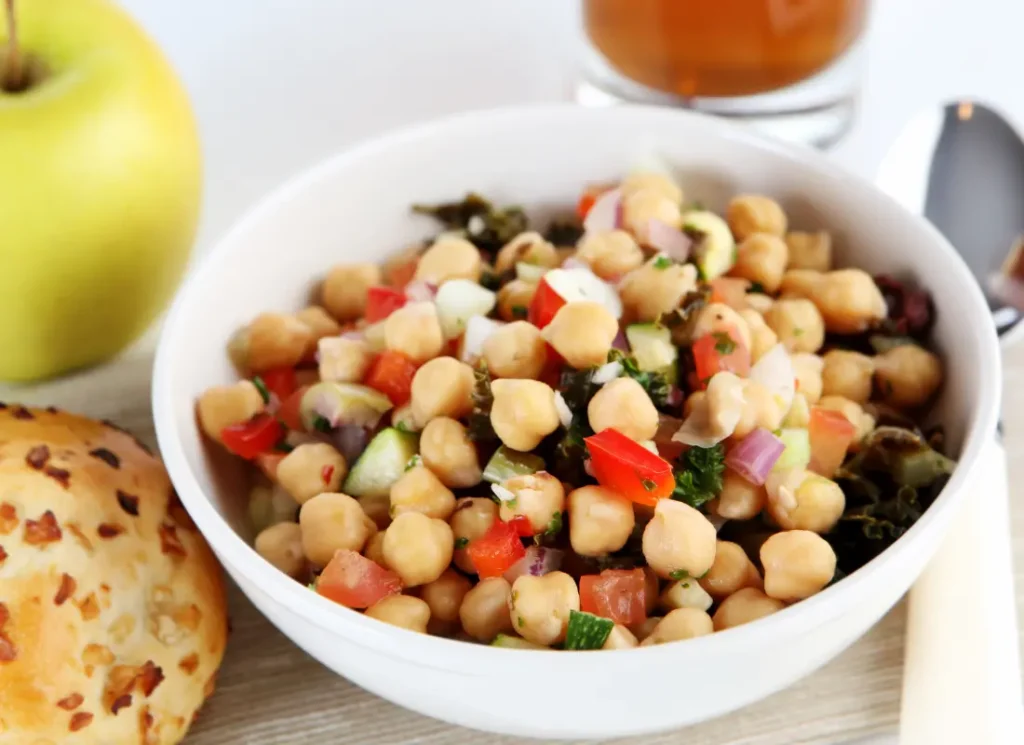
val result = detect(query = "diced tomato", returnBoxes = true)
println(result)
[386,257,419,290]
[278,385,309,431]
[709,277,750,310]
[508,515,534,537]
[808,407,857,477]
[467,519,526,578]
[584,428,674,506]
[579,568,647,625]
[363,350,419,406]
[692,327,751,387]
[316,549,403,609]
[365,286,408,323]
[576,184,611,221]
[259,367,297,402]
[255,451,286,480]
[528,277,566,329]
[221,413,283,460]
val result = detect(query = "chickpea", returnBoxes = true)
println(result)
[360,493,392,530]
[415,236,483,284]
[764,298,825,353]
[810,269,888,333]
[417,418,481,489]
[494,231,559,274]
[390,465,457,520]
[698,541,763,600]
[489,379,560,451]
[761,530,837,602]
[410,356,475,427]
[642,499,718,579]
[727,195,787,240]
[822,350,875,404]
[640,608,714,646]
[630,617,663,642]
[791,353,824,404]
[299,492,371,566]
[542,301,618,369]
[622,188,682,244]
[643,567,660,614]
[690,302,754,355]
[874,345,943,408]
[733,379,787,439]
[508,572,580,646]
[733,233,789,293]
[451,497,499,573]
[382,512,454,587]
[660,577,713,612]
[622,172,684,204]
[499,472,566,534]
[740,309,778,363]
[460,577,515,641]
[586,378,659,442]
[817,395,876,442]
[276,443,347,505]
[745,292,774,315]
[496,279,537,322]
[714,470,766,520]
[322,262,381,321]
[254,522,306,578]
[318,336,373,383]
[384,301,444,363]
[576,230,645,280]
[782,392,811,429]
[765,468,845,533]
[567,485,635,556]
[391,404,419,433]
[364,531,388,567]
[483,321,547,380]
[237,313,313,372]
[295,305,342,355]
[365,595,431,633]
[420,568,472,623]
[682,372,777,443]
[603,624,639,650]
[785,231,832,272]
[712,587,785,631]
[779,268,822,299]
[619,257,699,322]
[197,381,264,443]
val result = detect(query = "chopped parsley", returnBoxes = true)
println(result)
[793,327,805,337]
[641,478,657,492]
[748,281,766,294]
[712,331,736,355]
[517,616,525,628]
[511,304,529,320]
[652,255,673,270]
[454,537,469,549]
[467,363,497,442]
[405,454,423,471]
[669,569,690,581]
[312,415,332,433]
[252,376,271,404]
[671,444,725,508]
[307,579,317,591]
[394,420,411,433]
[544,511,563,537]
[607,350,671,409]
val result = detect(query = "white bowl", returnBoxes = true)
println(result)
[152,104,1001,740]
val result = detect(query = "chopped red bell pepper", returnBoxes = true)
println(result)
[467,519,526,578]
[221,413,283,460]
[365,286,408,323]
[584,428,674,506]
[579,568,647,625]
[576,184,611,221]
[278,385,309,431]
[259,367,297,402]
[528,276,566,329]
[808,407,856,477]
[507,515,534,537]
[363,350,419,406]
[692,327,751,387]
[316,549,403,609]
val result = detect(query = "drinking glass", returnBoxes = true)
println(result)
[578,0,871,147]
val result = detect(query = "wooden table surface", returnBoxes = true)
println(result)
[5,335,1022,745]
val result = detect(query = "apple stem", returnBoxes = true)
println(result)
[2,0,21,92]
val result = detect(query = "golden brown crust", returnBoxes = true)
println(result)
[0,405,227,744]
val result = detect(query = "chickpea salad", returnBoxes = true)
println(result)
[197,172,956,651]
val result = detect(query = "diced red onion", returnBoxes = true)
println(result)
[583,188,622,233]
[612,329,629,352]
[666,385,683,407]
[332,424,370,463]
[725,428,786,486]
[341,329,366,342]
[561,256,590,271]
[646,219,691,261]
[404,280,437,303]
[503,546,564,583]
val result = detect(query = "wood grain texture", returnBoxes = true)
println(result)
[2,335,1020,745]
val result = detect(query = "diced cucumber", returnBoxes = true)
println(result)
[515,261,548,284]
[625,324,678,384]
[773,428,811,472]
[434,279,497,339]
[483,446,545,484]
[300,382,393,431]
[343,427,419,498]
[564,610,614,650]
[491,634,547,650]
[682,210,735,280]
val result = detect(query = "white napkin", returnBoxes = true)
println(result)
[900,437,1024,744]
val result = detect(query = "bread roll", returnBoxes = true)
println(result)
[0,405,227,744]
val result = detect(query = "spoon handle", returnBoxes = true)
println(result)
[900,437,1023,744]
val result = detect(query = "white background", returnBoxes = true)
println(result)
[119,0,1023,256]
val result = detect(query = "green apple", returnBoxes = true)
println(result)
[0,0,201,381]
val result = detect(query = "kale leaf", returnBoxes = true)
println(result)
[539,365,600,485]
[671,444,725,509]
[413,193,528,257]
[606,350,672,409]
[543,220,584,247]
[466,362,498,442]
[656,285,713,347]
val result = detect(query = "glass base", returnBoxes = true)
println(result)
[576,43,863,150]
